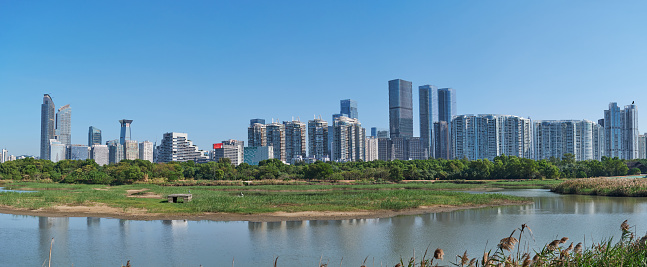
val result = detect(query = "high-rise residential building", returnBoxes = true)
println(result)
[639,134,646,159]
[284,120,307,162]
[88,126,102,147]
[388,79,413,138]
[308,118,329,160]
[139,141,154,162]
[244,146,274,166]
[40,94,56,160]
[419,85,438,158]
[1,149,7,163]
[452,114,532,161]
[266,122,286,162]
[124,140,139,160]
[340,99,358,119]
[67,144,89,160]
[434,121,451,159]
[332,116,365,162]
[107,140,124,164]
[534,120,603,161]
[49,139,66,163]
[378,138,394,161]
[604,103,639,159]
[157,132,209,163]
[248,122,267,147]
[55,104,72,145]
[365,136,378,161]
[213,140,244,166]
[91,145,109,166]
[593,123,605,161]
[119,119,133,145]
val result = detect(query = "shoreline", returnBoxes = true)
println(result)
[0,201,529,222]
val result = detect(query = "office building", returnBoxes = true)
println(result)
[434,121,451,159]
[88,126,102,147]
[157,132,209,163]
[107,140,124,164]
[332,116,365,162]
[119,119,133,145]
[365,136,378,161]
[67,144,89,160]
[377,129,389,139]
[139,141,154,162]
[438,88,457,123]
[248,122,267,147]
[308,118,329,160]
[378,138,394,161]
[407,137,428,160]
[49,139,66,163]
[604,103,639,159]
[452,114,532,161]
[55,104,71,145]
[40,94,56,160]
[124,140,139,160]
[91,145,109,166]
[340,99,358,119]
[419,85,438,158]
[213,140,244,166]
[284,120,307,162]
[244,146,274,166]
[388,79,413,138]
[266,122,286,162]
[534,120,604,161]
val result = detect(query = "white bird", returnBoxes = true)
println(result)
[239,192,244,197]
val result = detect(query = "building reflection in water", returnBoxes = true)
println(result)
[38,217,70,266]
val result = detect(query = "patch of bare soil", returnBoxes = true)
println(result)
[126,189,163,199]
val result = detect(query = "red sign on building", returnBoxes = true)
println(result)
[213,143,223,149]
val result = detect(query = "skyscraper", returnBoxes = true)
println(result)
[49,139,66,163]
[88,126,102,147]
[604,103,639,159]
[534,120,603,161]
[124,140,139,160]
[365,136,378,161]
[438,88,457,123]
[55,104,71,145]
[67,144,89,160]
[284,120,307,162]
[340,99,358,119]
[248,122,267,147]
[266,122,286,162]
[639,134,646,159]
[332,116,365,162]
[91,145,109,166]
[119,119,133,145]
[389,79,413,138]
[40,94,55,160]
[157,132,209,163]
[308,118,329,160]
[419,85,438,158]
[451,114,532,161]
[139,141,154,162]
[250,118,265,125]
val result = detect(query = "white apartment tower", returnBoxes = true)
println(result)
[139,141,154,162]
[308,118,329,160]
[157,132,209,163]
[452,114,532,160]
[332,116,366,162]
[284,120,307,162]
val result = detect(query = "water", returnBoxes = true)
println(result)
[1,189,646,266]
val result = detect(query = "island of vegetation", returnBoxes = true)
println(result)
[0,154,644,220]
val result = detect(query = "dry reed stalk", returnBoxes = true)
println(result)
[468,257,476,267]
[574,242,582,254]
[482,252,489,266]
[547,239,560,251]
[274,256,279,267]
[457,251,468,266]
[48,238,54,267]
[559,237,569,244]
[621,220,630,232]
[434,248,444,260]
[498,236,519,251]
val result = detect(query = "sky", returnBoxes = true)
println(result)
[1,1,646,156]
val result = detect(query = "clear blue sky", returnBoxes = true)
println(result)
[1,1,646,156]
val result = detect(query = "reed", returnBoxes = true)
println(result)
[552,177,647,197]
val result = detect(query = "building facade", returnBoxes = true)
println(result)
[308,118,329,160]
[88,126,102,147]
[107,140,124,164]
[157,132,209,163]
[139,141,154,162]
[452,114,532,161]
[434,121,451,159]
[67,144,89,160]
[266,122,286,162]
[213,140,244,166]
[119,119,133,145]
[41,94,56,160]
[56,104,72,145]
[340,99,358,119]
[124,140,139,160]
[389,79,413,138]
[378,138,394,161]
[49,139,66,163]
[1,149,7,163]
[332,116,365,162]
[534,120,604,161]
[365,136,378,161]
[419,85,438,158]
[639,134,647,159]
[284,120,307,162]
[91,145,109,166]
[243,146,274,166]
[248,122,267,147]
[604,103,639,159]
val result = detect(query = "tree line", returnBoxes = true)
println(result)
[0,154,642,185]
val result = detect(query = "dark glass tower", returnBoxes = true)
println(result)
[340,99,358,119]
[119,119,133,145]
[40,94,55,160]
[88,126,102,146]
[388,79,413,139]
[419,85,438,158]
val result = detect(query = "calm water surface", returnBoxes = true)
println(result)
[1,189,646,266]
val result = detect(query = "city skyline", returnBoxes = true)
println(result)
[2,1,647,156]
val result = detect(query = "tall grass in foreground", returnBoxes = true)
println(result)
[552,178,647,197]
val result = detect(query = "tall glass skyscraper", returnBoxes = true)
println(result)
[88,126,102,147]
[438,88,456,123]
[119,119,133,145]
[340,99,358,119]
[388,79,413,138]
[604,102,639,159]
[40,94,55,160]
[419,85,438,158]
[55,104,72,145]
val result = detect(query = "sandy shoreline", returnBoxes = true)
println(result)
[0,201,527,222]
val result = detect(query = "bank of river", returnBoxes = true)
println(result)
[1,189,646,266]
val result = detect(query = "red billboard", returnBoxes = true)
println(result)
[213,143,223,149]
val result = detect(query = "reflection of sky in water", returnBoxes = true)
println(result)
[0,189,646,266]
[0,187,35,193]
